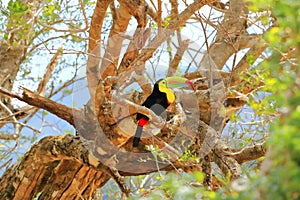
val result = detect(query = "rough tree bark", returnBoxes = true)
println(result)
[0,0,270,199]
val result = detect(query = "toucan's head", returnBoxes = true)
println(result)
[156,76,194,104]
[162,76,194,90]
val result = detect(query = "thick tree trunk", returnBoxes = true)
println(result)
[0,135,110,200]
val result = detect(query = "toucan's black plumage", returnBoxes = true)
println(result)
[133,79,169,147]
[132,77,194,147]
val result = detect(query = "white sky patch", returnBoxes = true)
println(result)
[1,0,9,6]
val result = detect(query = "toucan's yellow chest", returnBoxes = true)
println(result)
[158,84,175,104]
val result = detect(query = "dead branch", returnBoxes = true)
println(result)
[37,45,64,96]
[231,142,266,164]
[0,87,22,100]
[0,87,80,126]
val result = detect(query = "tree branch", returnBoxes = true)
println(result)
[87,0,112,103]
[212,142,242,179]
[117,0,150,75]
[0,87,80,126]
[128,0,217,71]
[99,2,132,79]
[167,39,190,76]
[37,45,64,96]
[231,143,266,164]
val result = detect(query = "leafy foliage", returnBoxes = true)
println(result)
[128,172,216,200]
[219,0,300,199]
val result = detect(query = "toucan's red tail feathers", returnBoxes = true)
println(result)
[138,118,149,126]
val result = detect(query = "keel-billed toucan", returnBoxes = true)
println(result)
[133,77,194,147]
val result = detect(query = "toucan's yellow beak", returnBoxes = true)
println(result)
[165,76,194,89]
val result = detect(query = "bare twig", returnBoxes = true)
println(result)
[108,167,131,197]
[0,87,22,99]
[37,45,64,96]
[0,133,18,141]
[0,106,32,121]
[0,121,40,135]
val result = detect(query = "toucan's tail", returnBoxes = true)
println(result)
[133,125,143,147]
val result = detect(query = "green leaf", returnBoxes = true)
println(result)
[64,129,73,135]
